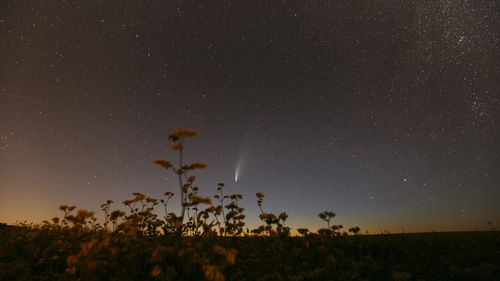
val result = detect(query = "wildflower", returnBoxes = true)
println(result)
[171,141,184,150]
[132,192,146,201]
[212,245,225,255]
[74,209,94,223]
[164,191,175,197]
[150,265,162,277]
[66,255,78,266]
[226,249,237,265]
[213,245,237,265]
[325,211,336,217]
[191,196,212,205]
[256,192,265,199]
[203,265,225,281]
[279,212,288,221]
[259,213,276,221]
[349,226,361,235]
[319,211,336,228]
[168,127,197,141]
[297,228,309,236]
[225,202,237,209]
[188,162,207,169]
[80,239,97,254]
[318,228,333,236]
[154,159,172,169]
[122,199,133,206]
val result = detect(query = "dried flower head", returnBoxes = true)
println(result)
[110,210,125,221]
[279,212,288,221]
[154,159,172,169]
[132,192,146,201]
[213,245,237,265]
[191,196,212,205]
[171,141,184,150]
[150,265,161,277]
[168,128,197,141]
[188,162,207,169]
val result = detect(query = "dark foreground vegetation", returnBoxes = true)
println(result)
[1,226,499,281]
[1,129,499,280]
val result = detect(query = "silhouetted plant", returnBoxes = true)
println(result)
[317,228,333,237]
[59,205,76,227]
[154,127,206,234]
[297,228,309,236]
[223,193,245,236]
[254,192,290,236]
[100,199,113,228]
[487,221,495,231]
[109,209,125,230]
[213,182,227,235]
[185,185,212,235]
[348,226,361,235]
[332,224,344,236]
[318,211,336,229]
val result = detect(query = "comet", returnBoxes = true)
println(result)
[234,154,245,182]
[234,137,252,183]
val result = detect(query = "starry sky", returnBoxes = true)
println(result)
[1,0,499,233]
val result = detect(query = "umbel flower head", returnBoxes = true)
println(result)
[154,160,172,169]
[191,196,212,205]
[171,142,184,150]
[182,162,207,170]
[110,210,125,221]
[168,127,197,141]
[59,205,76,212]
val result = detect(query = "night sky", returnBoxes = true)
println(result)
[1,1,499,233]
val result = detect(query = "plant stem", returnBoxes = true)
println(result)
[177,138,185,232]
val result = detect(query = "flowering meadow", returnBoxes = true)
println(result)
[1,128,499,280]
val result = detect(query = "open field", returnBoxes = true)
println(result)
[1,223,499,281]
